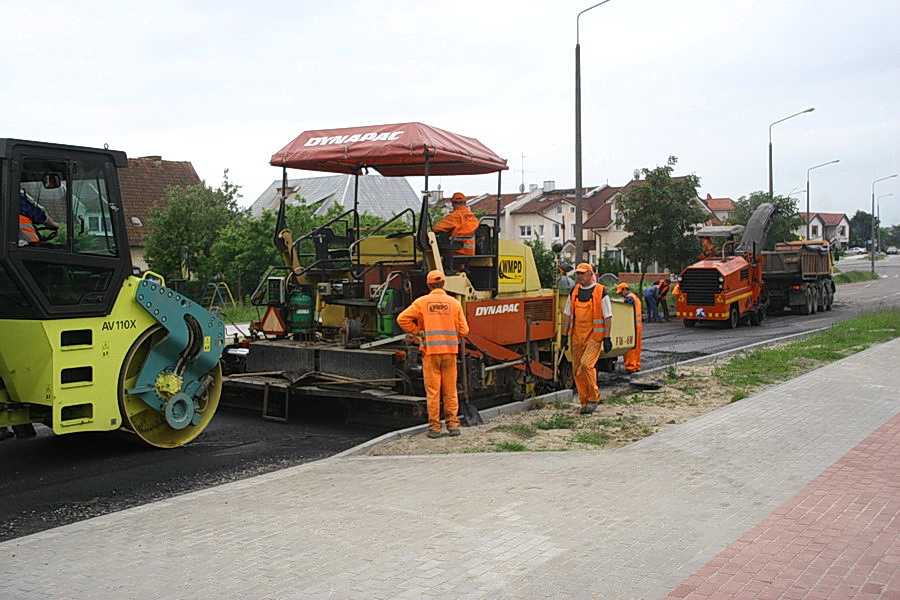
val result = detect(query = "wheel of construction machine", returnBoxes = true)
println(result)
[118,325,222,448]
[727,305,739,329]
[749,307,765,326]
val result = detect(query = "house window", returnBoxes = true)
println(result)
[537,225,544,236]
[570,207,575,213]
[553,224,560,238]
[570,223,576,237]
[519,225,532,238]
[839,226,846,236]
[615,214,623,231]
[811,225,819,237]
[556,206,562,214]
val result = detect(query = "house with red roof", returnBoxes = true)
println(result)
[117,155,201,270]
[798,212,850,247]
[701,193,735,224]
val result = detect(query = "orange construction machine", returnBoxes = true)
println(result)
[675,203,776,328]
[222,123,635,422]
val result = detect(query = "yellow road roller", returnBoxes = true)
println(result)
[0,139,224,448]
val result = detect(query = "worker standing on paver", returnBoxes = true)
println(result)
[397,270,470,437]
[433,192,478,256]
[616,282,642,373]
[563,263,613,414]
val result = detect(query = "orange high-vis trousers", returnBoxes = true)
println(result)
[572,337,602,406]
[422,353,460,432]
[624,322,642,373]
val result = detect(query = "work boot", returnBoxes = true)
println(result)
[582,402,598,414]
[448,428,461,437]
[0,428,14,441]
[426,430,442,439]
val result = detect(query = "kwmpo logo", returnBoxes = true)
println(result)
[428,303,451,314]
[474,303,520,317]
[304,130,405,146]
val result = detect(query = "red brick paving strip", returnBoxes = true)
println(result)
[665,412,900,600]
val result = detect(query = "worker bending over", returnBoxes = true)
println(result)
[616,282,642,374]
[562,263,613,414]
[397,270,470,437]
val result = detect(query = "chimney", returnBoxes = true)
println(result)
[543,180,555,193]
[529,184,538,192]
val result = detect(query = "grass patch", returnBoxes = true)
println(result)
[571,430,608,446]
[496,423,537,438]
[833,270,879,284]
[716,308,900,398]
[607,392,657,405]
[534,412,575,430]
[492,441,528,452]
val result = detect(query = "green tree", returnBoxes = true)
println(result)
[144,171,244,286]
[731,191,801,249]
[524,237,556,288]
[849,210,875,247]
[617,156,706,276]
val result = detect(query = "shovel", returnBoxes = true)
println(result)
[459,337,483,426]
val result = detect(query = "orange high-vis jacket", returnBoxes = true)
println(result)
[18,214,38,243]
[433,205,478,255]
[565,283,609,340]
[624,291,642,325]
[397,288,470,355]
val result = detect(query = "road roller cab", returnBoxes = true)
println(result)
[0,139,225,447]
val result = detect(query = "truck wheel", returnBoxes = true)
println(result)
[728,305,739,329]
[815,284,826,312]
[810,288,819,314]
[749,309,765,326]
[825,286,834,311]
[797,289,812,315]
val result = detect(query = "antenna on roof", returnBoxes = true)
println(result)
[633,168,641,181]
[516,152,527,193]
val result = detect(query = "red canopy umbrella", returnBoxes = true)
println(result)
[270,122,508,176]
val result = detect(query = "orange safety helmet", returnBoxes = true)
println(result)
[426,270,445,284]
[451,192,467,203]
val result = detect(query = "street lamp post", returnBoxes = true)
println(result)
[871,174,898,273]
[575,0,613,263]
[877,193,893,253]
[805,159,839,240]
[769,108,815,199]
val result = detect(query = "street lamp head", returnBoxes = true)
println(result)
[803,107,815,113]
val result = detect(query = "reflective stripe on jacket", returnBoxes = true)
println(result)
[624,292,642,324]
[433,206,479,256]
[19,214,38,243]
[397,288,470,355]
[565,283,608,341]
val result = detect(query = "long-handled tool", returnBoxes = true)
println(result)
[459,337,483,426]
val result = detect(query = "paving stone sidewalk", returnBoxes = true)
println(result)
[1,339,897,600]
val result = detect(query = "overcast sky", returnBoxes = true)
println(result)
[3,0,898,226]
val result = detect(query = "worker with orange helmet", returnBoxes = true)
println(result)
[655,278,672,321]
[433,192,478,255]
[616,282,642,373]
[397,270,470,437]
[562,263,613,414]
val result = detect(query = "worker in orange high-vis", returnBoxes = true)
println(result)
[433,192,478,256]
[562,263,613,414]
[616,282,642,374]
[397,270,470,437]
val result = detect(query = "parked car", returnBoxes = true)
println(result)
[845,247,866,255]
[886,246,898,255]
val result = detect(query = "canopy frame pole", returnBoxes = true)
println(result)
[493,171,502,296]
[353,171,361,267]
